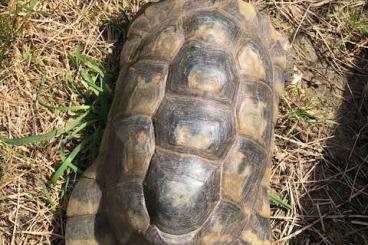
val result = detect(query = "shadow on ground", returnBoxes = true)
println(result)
[295,49,368,244]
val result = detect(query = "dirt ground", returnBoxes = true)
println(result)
[0,0,367,244]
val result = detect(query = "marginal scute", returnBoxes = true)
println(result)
[67,178,102,217]
[184,11,239,47]
[120,15,151,65]
[254,188,271,218]
[65,214,116,245]
[222,137,268,210]
[81,161,98,179]
[119,61,168,117]
[237,43,266,81]
[168,43,238,103]
[257,14,277,47]
[238,1,257,22]
[183,0,226,11]
[154,97,235,160]
[240,213,272,245]
[143,25,184,61]
[127,15,151,39]
[106,116,155,182]
[120,38,141,64]
[198,201,246,245]
[105,179,150,244]
[236,81,273,147]
[106,179,150,234]
[273,66,285,97]
[271,42,289,70]
[144,149,220,235]
[144,0,178,27]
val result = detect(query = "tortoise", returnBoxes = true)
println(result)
[65,0,291,244]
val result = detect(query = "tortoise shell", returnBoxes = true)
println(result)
[65,0,291,244]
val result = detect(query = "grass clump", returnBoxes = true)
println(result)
[0,0,42,73]
[0,9,17,71]
[2,48,113,185]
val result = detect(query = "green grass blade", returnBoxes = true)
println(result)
[74,48,105,77]
[36,77,91,112]
[38,98,91,112]
[51,142,83,185]
[79,67,102,95]
[1,112,88,145]
[41,182,56,208]
[268,191,292,210]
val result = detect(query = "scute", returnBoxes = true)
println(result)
[67,178,102,217]
[237,41,272,83]
[107,115,155,180]
[127,15,151,40]
[142,24,184,61]
[183,0,226,11]
[236,81,273,147]
[237,1,258,23]
[184,11,239,47]
[106,178,150,236]
[144,0,179,27]
[66,215,116,245]
[222,137,268,210]
[144,149,220,235]
[118,60,168,117]
[198,201,246,245]
[240,213,272,245]
[253,187,271,218]
[154,97,235,160]
[168,43,237,103]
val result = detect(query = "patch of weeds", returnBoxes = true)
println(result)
[280,89,319,137]
[268,191,292,210]
[332,6,368,53]
[347,10,368,39]
[0,12,17,71]
[0,0,44,73]
[1,48,113,190]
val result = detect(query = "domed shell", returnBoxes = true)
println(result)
[65,1,291,245]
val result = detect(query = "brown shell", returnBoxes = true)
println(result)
[65,0,291,244]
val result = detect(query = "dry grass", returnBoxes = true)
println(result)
[0,0,367,244]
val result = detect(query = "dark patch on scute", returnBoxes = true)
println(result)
[154,97,235,160]
[222,137,268,207]
[105,178,150,242]
[66,214,116,244]
[67,178,102,217]
[144,149,220,235]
